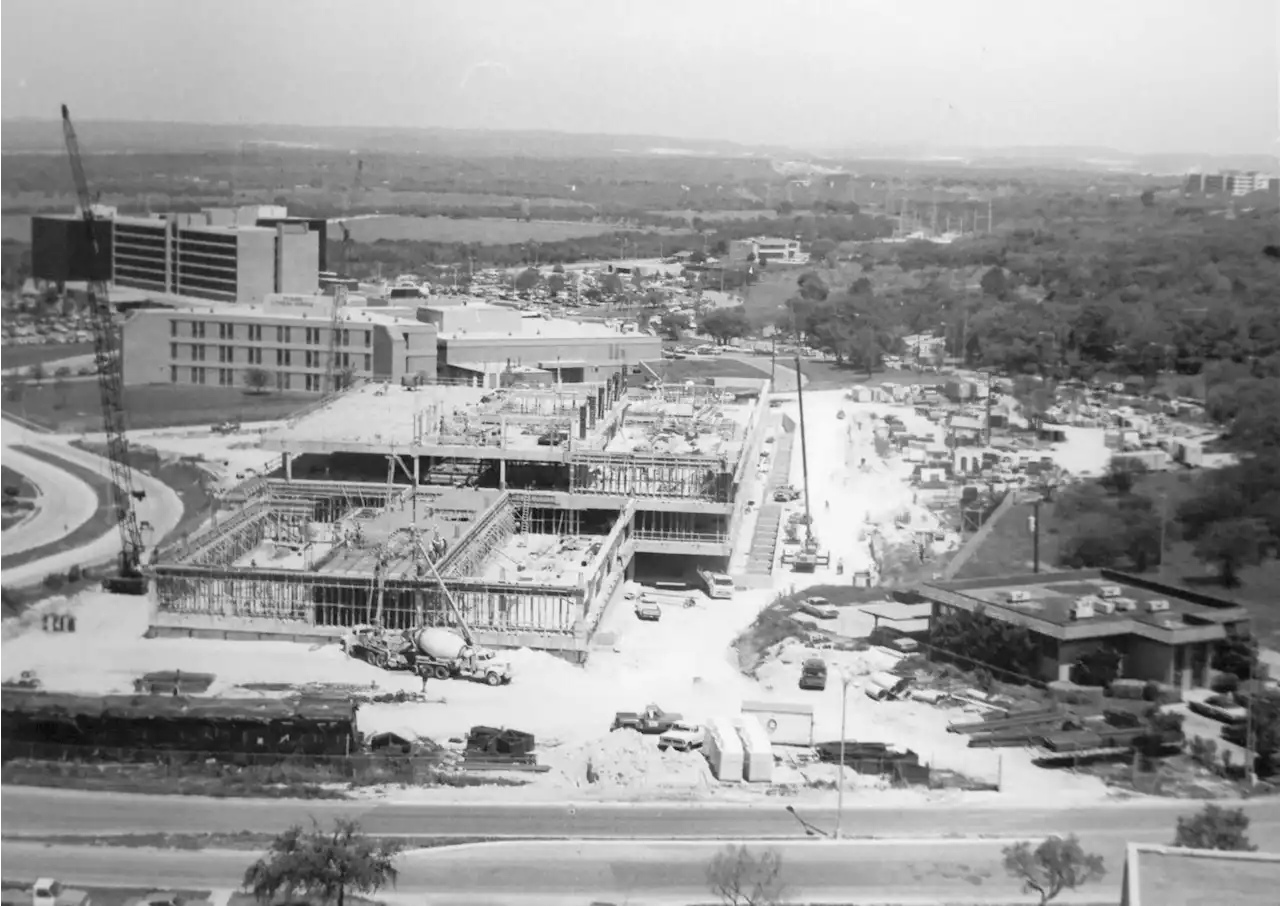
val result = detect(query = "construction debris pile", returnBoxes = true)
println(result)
[546,728,709,791]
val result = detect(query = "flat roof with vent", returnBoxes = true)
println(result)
[918,569,1251,643]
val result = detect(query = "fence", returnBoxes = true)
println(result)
[0,739,474,786]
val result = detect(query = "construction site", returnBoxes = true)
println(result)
[147,373,774,661]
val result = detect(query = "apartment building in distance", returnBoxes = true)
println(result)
[121,293,437,392]
[1184,171,1280,197]
[727,237,805,265]
[30,205,322,305]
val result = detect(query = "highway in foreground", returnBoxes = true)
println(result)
[6,786,1280,845]
[4,839,1129,905]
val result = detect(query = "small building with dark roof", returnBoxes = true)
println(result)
[916,569,1251,689]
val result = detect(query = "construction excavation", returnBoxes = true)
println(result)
[144,372,771,663]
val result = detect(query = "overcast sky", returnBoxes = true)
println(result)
[3,0,1276,154]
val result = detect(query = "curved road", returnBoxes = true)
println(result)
[0,445,97,553]
[7,787,1280,845]
[5,838,1132,905]
[1,416,184,587]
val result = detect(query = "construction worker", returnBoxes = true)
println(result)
[419,668,429,693]
[837,558,844,576]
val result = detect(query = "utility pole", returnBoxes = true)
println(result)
[836,669,851,839]
[1031,499,1042,573]
[987,198,994,233]
[985,372,993,446]
[1158,492,1169,578]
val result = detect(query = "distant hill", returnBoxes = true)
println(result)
[0,118,800,159]
[3,118,1271,175]
[815,142,1278,175]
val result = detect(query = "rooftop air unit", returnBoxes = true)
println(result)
[1160,617,1183,629]
[1113,597,1138,612]
[1071,597,1097,620]
[1094,599,1116,616]
[1007,590,1031,604]
[1146,598,1171,613]
[1098,585,1122,598]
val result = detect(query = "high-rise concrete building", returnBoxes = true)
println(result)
[30,205,321,304]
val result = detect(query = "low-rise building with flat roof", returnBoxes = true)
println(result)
[916,569,1251,689]
[420,299,661,385]
[1120,843,1280,906]
[121,293,436,392]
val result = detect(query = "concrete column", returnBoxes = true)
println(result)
[579,404,588,440]
[413,455,420,486]
[282,453,292,481]
[597,386,606,419]
[499,458,507,490]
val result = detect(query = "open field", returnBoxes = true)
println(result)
[2,342,96,370]
[743,271,803,323]
[2,383,315,432]
[343,215,625,244]
[0,445,113,572]
[654,208,779,221]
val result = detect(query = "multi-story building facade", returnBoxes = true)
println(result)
[727,237,804,265]
[1185,171,1280,197]
[121,294,437,391]
[31,205,321,304]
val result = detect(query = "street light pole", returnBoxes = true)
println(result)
[836,670,851,839]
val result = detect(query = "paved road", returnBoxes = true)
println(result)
[3,839,1125,905]
[7,787,1280,846]
[1,416,185,587]
[0,444,97,555]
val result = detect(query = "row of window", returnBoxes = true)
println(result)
[169,320,370,347]
[169,344,367,371]
[169,367,359,391]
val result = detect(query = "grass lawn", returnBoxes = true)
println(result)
[2,342,96,370]
[952,499,1061,580]
[75,441,216,546]
[0,445,115,573]
[1,464,36,498]
[344,215,624,244]
[1,463,38,532]
[2,382,315,432]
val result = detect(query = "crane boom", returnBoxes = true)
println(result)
[60,105,147,592]
[411,534,475,647]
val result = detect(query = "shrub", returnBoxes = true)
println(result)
[66,564,83,583]
[41,573,66,590]
[1210,673,1240,694]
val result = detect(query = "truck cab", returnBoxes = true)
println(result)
[697,569,734,600]
[799,657,828,691]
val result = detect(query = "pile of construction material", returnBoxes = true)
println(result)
[947,703,1184,768]
[813,740,930,785]
[548,730,709,791]
[459,725,545,772]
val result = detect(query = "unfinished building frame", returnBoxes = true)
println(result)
[150,479,635,661]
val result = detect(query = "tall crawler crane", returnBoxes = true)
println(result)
[61,105,148,594]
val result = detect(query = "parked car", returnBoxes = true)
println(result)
[634,600,662,622]
[798,597,838,620]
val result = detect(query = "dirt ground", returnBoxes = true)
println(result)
[1,388,1124,807]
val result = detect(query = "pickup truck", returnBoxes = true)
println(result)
[612,704,683,734]
[657,721,705,752]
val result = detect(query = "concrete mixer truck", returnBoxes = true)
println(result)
[409,627,512,686]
